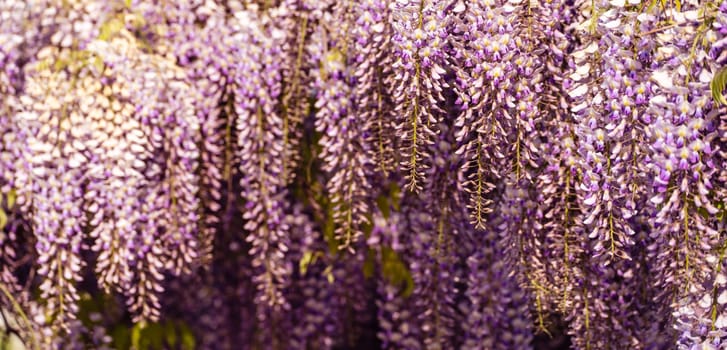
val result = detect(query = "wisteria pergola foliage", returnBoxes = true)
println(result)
[0,0,726,349]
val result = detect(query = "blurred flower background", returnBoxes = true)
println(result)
[0,0,726,349]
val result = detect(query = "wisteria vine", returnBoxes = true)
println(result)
[0,0,726,349]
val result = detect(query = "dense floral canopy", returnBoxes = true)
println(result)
[0,0,726,349]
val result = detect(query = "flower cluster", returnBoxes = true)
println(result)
[0,1,726,349]
[233,9,292,314]
[391,0,449,192]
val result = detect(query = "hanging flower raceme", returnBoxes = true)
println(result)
[10,0,204,325]
[0,1,34,307]
[374,208,424,350]
[531,0,584,320]
[377,200,463,350]
[355,0,399,178]
[276,0,320,185]
[563,1,666,347]
[15,45,95,331]
[32,166,86,331]
[287,206,342,350]
[379,120,467,350]
[463,246,534,350]
[83,27,202,321]
[645,5,723,339]
[674,246,727,349]
[233,9,292,312]
[660,1,727,347]
[494,179,553,336]
[537,133,584,317]
[146,0,236,268]
[453,0,523,229]
[311,2,374,253]
[390,0,449,193]
[571,0,648,265]
[469,1,560,335]
[0,7,78,340]
[0,0,726,348]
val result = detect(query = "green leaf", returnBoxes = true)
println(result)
[299,251,316,275]
[165,321,178,348]
[7,189,15,208]
[362,218,374,239]
[144,322,164,350]
[0,209,7,230]
[376,194,390,219]
[320,49,344,80]
[362,250,375,279]
[77,292,95,326]
[92,56,104,73]
[98,17,124,42]
[323,208,337,254]
[375,183,402,221]
[698,206,711,220]
[380,247,414,297]
[712,66,727,106]
[35,58,50,72]
[401,273,414,297]
[178,323,196,350]
[324,265,335,284]
[131,322,145,350]
[389,183,401,211]
[112,325,131,350]
[53,58,68,72]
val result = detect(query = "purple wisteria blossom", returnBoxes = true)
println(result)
[0,0,725,349]
[233,8,292,319]
[391,0,449,193]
